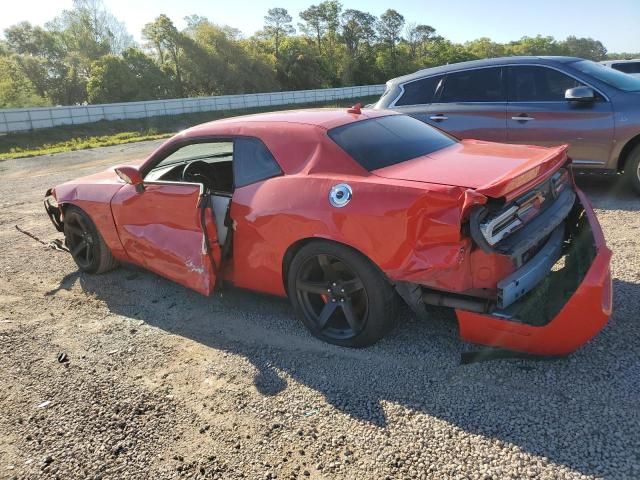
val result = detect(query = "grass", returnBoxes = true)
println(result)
[0,95,379,160]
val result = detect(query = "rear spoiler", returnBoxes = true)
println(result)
[474,144,570,201]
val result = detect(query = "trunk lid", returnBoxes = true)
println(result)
[372,139,569,200]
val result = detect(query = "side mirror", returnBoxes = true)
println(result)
[114,165,144,192]
[565,86,595,102]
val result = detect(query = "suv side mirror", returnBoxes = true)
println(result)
[114,165,144,192]
[565,86,595,102]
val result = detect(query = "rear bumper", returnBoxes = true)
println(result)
[456,188,612,356]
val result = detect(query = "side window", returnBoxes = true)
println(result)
[508,66,583,102]
[233,137,282,188]
[145,141,233,181]
[439,68,504,102]
[395,76,442,106]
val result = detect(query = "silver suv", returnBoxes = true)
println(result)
[374,56,640,194]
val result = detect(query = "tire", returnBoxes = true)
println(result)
[623,145,640,195]
[63,205,118,274]
[287,241,398,347]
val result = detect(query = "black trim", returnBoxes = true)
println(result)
[198,192,220,287]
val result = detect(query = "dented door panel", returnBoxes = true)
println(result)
[111,182,218,295]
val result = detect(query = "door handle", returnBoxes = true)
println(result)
[511,114,535,122]
[429,114,448,121]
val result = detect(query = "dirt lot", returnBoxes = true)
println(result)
[0,142,639,480]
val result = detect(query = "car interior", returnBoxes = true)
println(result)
[145,141,234,245]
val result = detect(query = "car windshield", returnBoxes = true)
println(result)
[571,60,640,92]
[328,115,457,171]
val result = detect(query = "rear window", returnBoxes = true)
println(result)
[328,115,456,171]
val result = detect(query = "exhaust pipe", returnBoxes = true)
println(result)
[422,291,489,313]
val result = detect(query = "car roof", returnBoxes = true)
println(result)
[387,56,585,85]
[182,108,394,138]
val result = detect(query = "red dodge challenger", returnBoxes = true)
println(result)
[44,107,612,355]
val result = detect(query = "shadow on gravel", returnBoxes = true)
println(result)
[47,258,640,478]
[575,174,639,211]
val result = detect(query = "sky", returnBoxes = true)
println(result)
[1,0,639,53]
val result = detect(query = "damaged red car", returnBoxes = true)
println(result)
[44,108,612,355]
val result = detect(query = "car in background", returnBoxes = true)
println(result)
[43,108,611,355]
[373,56,640,194]
[600,59,640,78]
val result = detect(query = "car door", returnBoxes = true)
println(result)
[110,142,225,296]
[506,65,615,167]
[397,67,507,142]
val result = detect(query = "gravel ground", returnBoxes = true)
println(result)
[0,143,639,480]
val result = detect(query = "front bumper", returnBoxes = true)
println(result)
[44,188,64,232]
[456,188,612,356]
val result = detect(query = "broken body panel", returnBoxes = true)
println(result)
[43,108,612,356]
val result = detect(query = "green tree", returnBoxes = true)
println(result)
[143,15,185,96]
[47,0,133,73]
[299,1,341,55]
[87,54,137,103]
[263,8,295,59]
[0,56,49,108]
[341,9,376,57]
[464,37,505,59]
[406,23,435,59]
[276,36,325,90]
[340,9,377,84]
[561,36,607,60]
[377,9,405,62]
[507,35,563,56]
[86,48,171,103]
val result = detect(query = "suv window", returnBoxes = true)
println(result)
[395,76,442,106]
[571,60,640,92]
[612,62,640,74]
[508,66,583,102]
[328,115,456,171]
[439,67,504,102]
[233,137,282,188]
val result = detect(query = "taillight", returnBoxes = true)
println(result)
[552,169,570,198]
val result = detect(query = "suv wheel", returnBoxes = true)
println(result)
[623,145,640,195]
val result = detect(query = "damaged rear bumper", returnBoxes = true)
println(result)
[456,188,612,356]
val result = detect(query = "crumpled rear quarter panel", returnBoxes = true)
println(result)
[229,174,486,296]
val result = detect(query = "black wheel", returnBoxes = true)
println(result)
[63,206,118,274]
[287,241,398,347]
[623,145,640,195]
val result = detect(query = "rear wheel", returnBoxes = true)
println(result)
[63,206,118,274]
[287,241,398,347]
[623,145,640,195]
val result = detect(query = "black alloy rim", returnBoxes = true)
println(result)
[66,214,94,269]
[295,254,368,340]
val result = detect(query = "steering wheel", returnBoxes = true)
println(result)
[181,161,217,192]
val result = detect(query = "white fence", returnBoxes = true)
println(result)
[0,84,385,134]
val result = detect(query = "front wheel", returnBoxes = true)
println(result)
[623,145,640,195]
[63,206,118,274]
[287,241,398,347]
